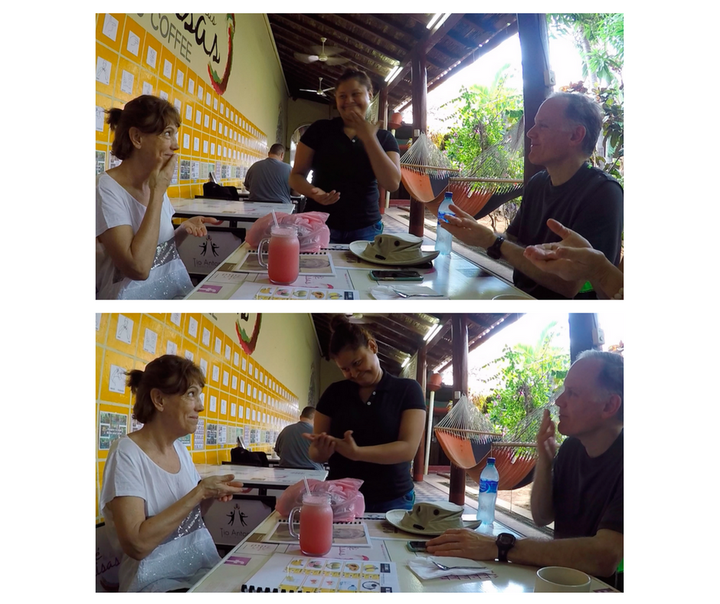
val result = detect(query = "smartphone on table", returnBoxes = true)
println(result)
[406,540,428,552]
[370,270,423,282]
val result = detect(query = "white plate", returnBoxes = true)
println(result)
[384,509,481,537]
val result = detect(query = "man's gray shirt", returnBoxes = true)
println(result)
[244,157,293,203]
[274,421,323,470]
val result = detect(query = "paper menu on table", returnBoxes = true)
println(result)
[262,521,372,547]
[240,553,400,593]
[230,283,359,300]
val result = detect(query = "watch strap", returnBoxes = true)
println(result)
[487,236,505,260]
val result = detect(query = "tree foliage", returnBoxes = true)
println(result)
[549,14,624,185]
[472,322,570,436]
[436,65,524,179]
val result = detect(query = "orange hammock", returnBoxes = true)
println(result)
[441,179,524,219]
[435,428,537,491]
[400,164,458,203]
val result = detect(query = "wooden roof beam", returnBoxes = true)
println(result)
[386,13,465,94]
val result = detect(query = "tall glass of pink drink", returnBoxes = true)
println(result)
[287,493,333,556]
[256,226,300,284]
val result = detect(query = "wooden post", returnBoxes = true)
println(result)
[409,47,428,237]
[449,314,469,505]
[569,313,600,363]
[412,344,428,482]
[517,14,553,186]
[378,87,389,215]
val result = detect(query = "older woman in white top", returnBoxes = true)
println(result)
[97,95,220,299]
[100,355,244,592]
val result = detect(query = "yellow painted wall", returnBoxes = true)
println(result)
[95,13,285,198]
[95,312,319,522]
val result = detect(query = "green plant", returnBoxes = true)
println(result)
[472,322,570,436]
[437,65,524,179]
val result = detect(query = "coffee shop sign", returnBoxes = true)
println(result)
[138,13,235,95]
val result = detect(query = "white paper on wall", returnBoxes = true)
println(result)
[171,313,181,326]
[143,328,157,354]
[200,358,208,376]
[212,365,220,382]
[202,327,211,347]
[188,78,195,95]
[109,365,127,394]
[163,59,173,79]
[160,91,168,101]
[146,46,157,69]
[210,395,217,412]
[185,105,193,120]
[188,317,198,337]
[96,57,111,85]
[176,70,184,87]
[142,81,153,95]
[166,340,178,355]
[102,14,118,41]
[96,106,105,132]
[127,31,140,56]
[115,314,133,344]
[215,337,222,354]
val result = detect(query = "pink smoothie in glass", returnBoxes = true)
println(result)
[299,498,333,556]
[268,229,300,285]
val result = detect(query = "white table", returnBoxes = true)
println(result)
[184,242,534,300]
[196,463,327,496]
[190,511,615,593]
[170,198,295,275]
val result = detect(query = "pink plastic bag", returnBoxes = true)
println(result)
[245,211,330,253]
[276,478,365,522]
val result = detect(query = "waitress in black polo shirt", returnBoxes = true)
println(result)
[304,316,426,513]
[289,69,401,244]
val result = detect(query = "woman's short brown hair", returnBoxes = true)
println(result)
[127,355,205,424]
[328,314,376,358]
[106,95,181,160]
[335,69,373,95]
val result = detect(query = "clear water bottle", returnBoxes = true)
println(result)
[435,192,454,255]
[476,457,499,529]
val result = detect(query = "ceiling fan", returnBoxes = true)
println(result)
[294,37,349,66]
[299,77,335,97]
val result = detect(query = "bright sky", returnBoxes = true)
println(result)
[406,32,586,131]
[441,312,623,396]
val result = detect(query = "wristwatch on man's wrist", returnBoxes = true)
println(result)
[496,532,516,562]
[486,236,505,260]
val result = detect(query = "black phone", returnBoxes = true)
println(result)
[370,270,423,282]
[406,541,428,552]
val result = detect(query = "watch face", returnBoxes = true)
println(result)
[497,533,515,546]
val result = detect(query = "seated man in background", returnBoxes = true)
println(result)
[244,143,295,204]
[426,351,623,589]
[274,406,324,470]
[443,92,623,299]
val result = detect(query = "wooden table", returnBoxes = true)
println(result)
[190,511,615,593]
[184,242,534,300]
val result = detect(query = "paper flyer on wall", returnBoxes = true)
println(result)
[262,521,371,547]
[240,553,400,592]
